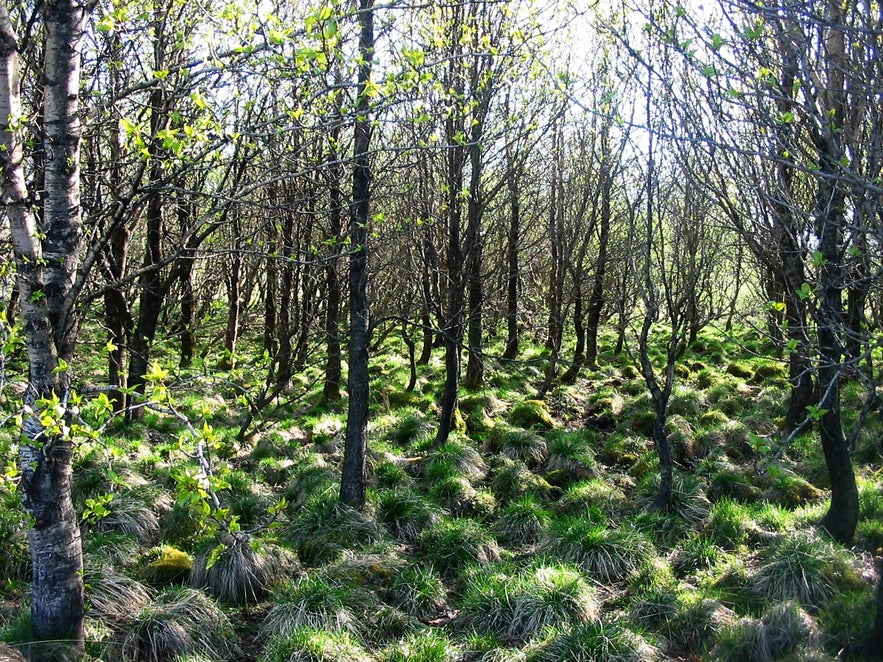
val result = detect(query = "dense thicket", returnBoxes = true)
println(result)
[1,0,882,658]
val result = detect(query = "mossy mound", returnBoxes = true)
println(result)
[508,400,555,430]
[142,546,193,585]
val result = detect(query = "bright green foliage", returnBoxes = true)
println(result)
[749,531,858,608]
[382,629,454,662]
[494,495,551,544]
[508,400,555,430]
[284,496,386,565]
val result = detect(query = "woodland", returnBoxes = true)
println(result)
[1,0,883,660]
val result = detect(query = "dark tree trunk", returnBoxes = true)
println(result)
[502,173,520,360]
[340,0,374,510]
[104,225,131,406]
[815,1,857,544]
[418,237,438,366]
[561,284,584,384]
[464,123,485,390]
[274,210,295,392]
[263,233,278,356]
[863,559,883,658]
[126,66,167,420]
[435,9,467,448]
[323,142,344,401]
[221,226,242,369]
[402,322,417,392]
[585,157,611,366]
[177,248,196,368]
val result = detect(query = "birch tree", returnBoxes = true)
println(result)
[1,0,93,657]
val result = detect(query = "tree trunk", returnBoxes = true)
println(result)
[815,0,858,544]
[418,237,438,366]
[585,155,611,366]
[464,122,484,390]
[177,247,196,368]
[126,54,168,419]
[435,9,467,448]
[502,172,520,360]
[2,2,89,656]
[340,0,374,510]
[220,218,242,369]
[323,138,344,401]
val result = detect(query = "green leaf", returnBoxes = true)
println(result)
[96,15,115,32]
[795,282,812,301]
[711,33,725,51]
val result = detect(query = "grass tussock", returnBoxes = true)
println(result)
[456,561,600,643]
[120,586,238,662]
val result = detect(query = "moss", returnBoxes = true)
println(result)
[763,472,825,508]
[143,546,193,585]
[508,400,555,430]
[751,362,787,383]
[725,361,754,380]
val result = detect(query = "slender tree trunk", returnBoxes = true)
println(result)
[815,0,857,544]
[177,247,196,368]
[545,127,564,353]
[503,173,520,360]
[274,210,295,392]
[435,9,466,448]
[464,122,484,390]
[323,133,344,401]
[221,239,241,369]
[418,237,438,365]
[104,225,130,405]
[561,283,584,384]
[126,39,168,419]
[340,0,374,509]
[263,218,278,356]
[586,149,611,366]
[2,2,89,656]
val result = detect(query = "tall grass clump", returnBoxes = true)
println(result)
[284,495,385,565]
[416,518,501,578]
[372,488,443,543]
[382,629,455,662]
[260,626,374,662]
[707,498,756,550]
[710,601,819,662]
[84,559,152,620]
[637,472,711,527]
[494,495,551,544]
[526,619,657,661]
[189,538,294,605]
[555,479,628,519]
[121,587,238,662]
[262,572,372,638]
[386,565,447,620]
[539,516,655,584]
[749,530,856,608]
[424,440,486,482]
[456,561,600,644]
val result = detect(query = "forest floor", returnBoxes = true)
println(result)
[1,324,882,661]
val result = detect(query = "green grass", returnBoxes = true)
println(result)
[415,517,501,578]
[456,560,600,643]
[539,516,656,585]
